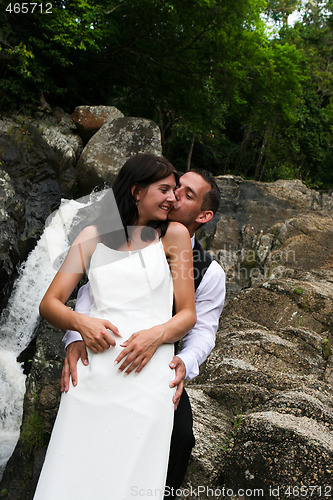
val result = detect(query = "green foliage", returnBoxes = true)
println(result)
[294,313,303,328]
[0,0,119,107]
[221,412,243,450]
[21,412,45,453]
[322,338,332,360]
[0,0,332,188]
[265,0,302,25]
[289,283,304,295]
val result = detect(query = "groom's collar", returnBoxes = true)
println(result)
[191,235,195,249]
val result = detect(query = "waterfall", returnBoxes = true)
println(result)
[0,196,91,479]
[0,187,122,479]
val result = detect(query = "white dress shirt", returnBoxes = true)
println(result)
[63,236,226,380]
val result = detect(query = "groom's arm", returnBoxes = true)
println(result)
[61,283,91,392]
[169,261,225,408]
[62,282,90,348]
[176,261,226,379]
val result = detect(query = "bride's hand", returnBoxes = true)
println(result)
[115,325,164,374]
[75,314,121,353]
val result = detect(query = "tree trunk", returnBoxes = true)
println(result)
[237,124,252,173]
[254,121,275,180]
[186,133,196,170]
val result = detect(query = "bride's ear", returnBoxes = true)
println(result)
[130,185,140,202]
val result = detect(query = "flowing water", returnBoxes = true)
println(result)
[0,187,123,479]
[0,197,87,479]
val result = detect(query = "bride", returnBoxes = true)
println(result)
[33,153,196,500]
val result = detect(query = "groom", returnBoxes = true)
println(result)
[62,168,226,497]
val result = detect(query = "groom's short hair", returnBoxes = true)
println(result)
[188,168,220,214]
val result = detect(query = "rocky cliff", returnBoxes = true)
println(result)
[0,106,332,500]
[183,177,333,499]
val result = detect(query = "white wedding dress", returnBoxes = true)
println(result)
[34,240,175,500]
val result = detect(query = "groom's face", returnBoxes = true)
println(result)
[168,172,211,232]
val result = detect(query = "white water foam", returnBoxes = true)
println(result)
[0,351,26,477]
[0,197,87,479]
[0,188,122,479]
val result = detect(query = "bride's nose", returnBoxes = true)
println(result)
[167,190,176,202]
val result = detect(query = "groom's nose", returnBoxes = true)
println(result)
[174,187,180,201]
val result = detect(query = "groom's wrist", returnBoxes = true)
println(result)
[62,327,84,350]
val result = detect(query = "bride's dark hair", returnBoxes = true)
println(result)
[113,153,178,231]
[97,153,179,246]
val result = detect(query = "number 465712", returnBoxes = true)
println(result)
[6,3,53,14]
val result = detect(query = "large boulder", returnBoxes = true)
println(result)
[203,176,332,243]
[72,105,124,143]
[223,409,333,497]
[30,108,83,197]
[76,116,162,194]
[180,179,333,499]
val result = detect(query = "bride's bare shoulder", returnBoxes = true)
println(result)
[162,222,191,249]
[73,225,100,245]
[70,225,101,259]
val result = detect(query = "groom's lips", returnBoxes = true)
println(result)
[169,202,179,213]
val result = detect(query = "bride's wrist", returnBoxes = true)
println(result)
[72,311,87,333]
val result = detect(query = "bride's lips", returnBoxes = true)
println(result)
[160,204,172,212]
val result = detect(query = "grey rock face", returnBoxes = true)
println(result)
[30,108,83,197]
[224,410,332,493]
[0,171,19,310]
[0,119,64,308]
[76,116,162,193]
[182,178,333,499]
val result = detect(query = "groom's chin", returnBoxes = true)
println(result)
[167,211,177,221]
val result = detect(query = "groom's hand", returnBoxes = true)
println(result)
[169,356,186,410]
[61,341,88,392]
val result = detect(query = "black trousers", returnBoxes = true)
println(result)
[164,389,195,499]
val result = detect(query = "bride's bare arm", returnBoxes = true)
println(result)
[39,226,120,352]
[115,222,196,374]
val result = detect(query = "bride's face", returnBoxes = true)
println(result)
[136,174,177,225]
